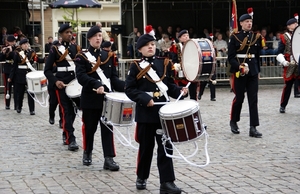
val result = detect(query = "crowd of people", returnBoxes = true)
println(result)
[1,9,300,193]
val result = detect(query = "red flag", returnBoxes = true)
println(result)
[230,0,238,34]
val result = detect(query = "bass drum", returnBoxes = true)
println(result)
[182,38,216,81]
[291,25,300,64]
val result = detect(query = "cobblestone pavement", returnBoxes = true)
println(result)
[0,84,299,194]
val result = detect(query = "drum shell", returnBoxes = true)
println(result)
[65,79,82,98]
[102,93,135,126]
[159,100,204,144]
[26,71,47,93]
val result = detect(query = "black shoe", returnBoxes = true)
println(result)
[103,157,119,171]
[68,141,79,151]
[198,96,201,100]
[136,177,147,190]
[17,108,21,113]
[82,151,92,166]
[5,106,10,110]
[62,133,67,145]
[160,182,182,194]
[230,121,240,134]
[49,118,54,125]
[59,120,62,129]
[294,94,300,98]
[30,111,35,115]
[279,107,285,113]
[249,126,262,138]
[211,98,216,101]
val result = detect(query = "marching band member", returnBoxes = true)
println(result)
[171,29,198,100]
[8,38,36,115]
[0,35,17,110]
[228,8,263,138]
[75,26,124,170]
[44,24,80,151]
[277,16,299,113]
[125,25,187,194]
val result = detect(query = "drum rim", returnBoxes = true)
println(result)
[291,25,300,64]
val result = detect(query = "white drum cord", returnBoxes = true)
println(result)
[27,91,49,108]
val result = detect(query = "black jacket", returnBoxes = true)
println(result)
[75,46,125,109]
[125,56,183,123]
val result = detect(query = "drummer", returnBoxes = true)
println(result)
[8,38,36,115]
[75,25,125,170]
[125,25,188,193]
[44,23,81,151]
[171,29,198,100]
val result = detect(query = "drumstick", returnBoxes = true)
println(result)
[92,88,107,94]
[153,102,168,105]
[175,82,191,102]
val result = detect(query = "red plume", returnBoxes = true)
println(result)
[294,13,299,20]
[145,25,153,34]
[247,7,253,16]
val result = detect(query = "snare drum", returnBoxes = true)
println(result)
[65,79,82,98]
[26,71,47,93]
[102,92,135,126]
[182,38,216,81]
[159,100,204,144]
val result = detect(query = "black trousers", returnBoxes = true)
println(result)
[14,82,35,112]
[136,123,175,184]
[3,73,13,107]
[280,78,298,108]
[82,108,115,157]
[56,88,76,144]
[198,80,216,99]
[48,87,62,121]
[188,82,198,100]
[230,74,259,127]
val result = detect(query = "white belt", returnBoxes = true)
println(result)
[57,66,75,72]
[18,65,28,69]
[146,91,163,98]
[236,54,255,58]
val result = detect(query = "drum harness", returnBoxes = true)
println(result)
[134,58,170,101]
[77,50,114,92]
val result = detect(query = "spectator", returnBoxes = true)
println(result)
[159,34,172,57]
[0,27,7,45]
[156,26,164,40]
[127,27,139,58]
[32,36,41,52]
[272,32,281,55]
[166,25,174,40]
[44,36,53,53]
[261,28,275,66]
[214,33,228,67]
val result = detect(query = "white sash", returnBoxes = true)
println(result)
[84,51,112,92]
[57,45,76,69]
[139,60,169,101]
[19,50,36,72]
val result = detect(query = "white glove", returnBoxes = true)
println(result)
[173,63,181,71]
[282,61,289,67]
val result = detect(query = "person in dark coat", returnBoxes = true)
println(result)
[125,25,188,194]
[75,26,125,170]
[227,8,263,138]
[44,24,81,151]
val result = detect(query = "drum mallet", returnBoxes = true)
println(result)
[175,82,191,102]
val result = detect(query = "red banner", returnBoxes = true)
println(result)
[230,0,238,34]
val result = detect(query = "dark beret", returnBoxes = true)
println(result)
[102,41,111,48]
[52,40,59,45]
[286,18,297,25]
[178,30,188,38]
[19,38,29,45]
[87,26,102,39]
[58,23,72,33]
[136,34,156,50]
[239,14,252,22]
[6,35,16,42]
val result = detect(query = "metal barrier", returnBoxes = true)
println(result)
[0,55,284,90]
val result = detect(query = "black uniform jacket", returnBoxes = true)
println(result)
[75,46,125,109]
[10,48,36,84]
[0,45,16,74]
[44,41,79,87]
[125,56,182,123]
[228,30,262,76]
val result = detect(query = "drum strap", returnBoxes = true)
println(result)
[19,50,36,72]
[56,45,76,71]
[83,51,112,92]
[136,59,169,101]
